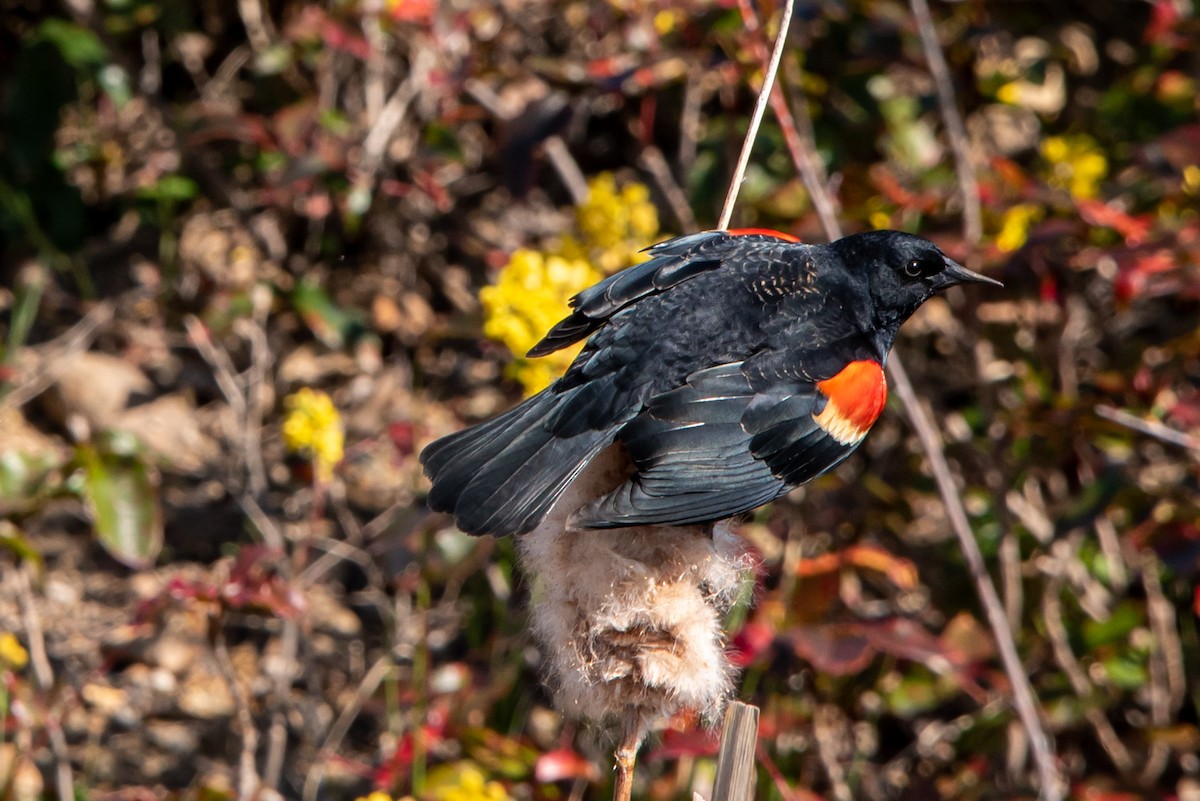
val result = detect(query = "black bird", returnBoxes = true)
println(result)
[421,228,1000,537]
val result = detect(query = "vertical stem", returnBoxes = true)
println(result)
[907,0,982,246]
[612,710,644,801]
[888,359,1064,801]
[716,0,798,231]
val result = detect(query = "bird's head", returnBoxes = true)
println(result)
[830,230,1001,345]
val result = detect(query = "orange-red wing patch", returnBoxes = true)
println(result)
[727,227,801,242]
[813,360,888,445]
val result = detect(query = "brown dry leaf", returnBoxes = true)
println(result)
[177,666,235,720]
[179,210,265,291]
[277,344,359,385]
[112,394,220,473]
[44,351,153,431]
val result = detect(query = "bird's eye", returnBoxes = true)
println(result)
[904,253,943,279]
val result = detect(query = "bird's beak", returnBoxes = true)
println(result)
[938,257,1003,289]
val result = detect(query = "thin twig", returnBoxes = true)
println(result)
[2,301,114,409]
[360,58,427,181]
[234,492,287,552]
[462,79,589,204]
[14,563,75,801]
[716,0,797,231]
[236,0,275,53]
[213,621,262,800]
[640,145,699,233]
[736,2,1060,796]
[891,359,1063,800]
[544,136,589,205]
[362,11,389,126]
[812,705,852,801]
[678,68,704,175]
[263,618,299,790]
[907,0,982,246]
[1041,577,1134,775]
[234,309,272,498]
[1095,404,1200,452]
[735,0,841,237]
[755,741,799,801]
[303,655,395,801]
[1139,552,1184,785]
[185,316,246,418]
[1092,513,1129,591]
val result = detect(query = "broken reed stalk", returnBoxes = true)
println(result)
[712,701,759,801]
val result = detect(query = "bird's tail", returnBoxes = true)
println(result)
[420,389,615,537]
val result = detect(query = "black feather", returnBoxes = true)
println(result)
[422,228,997,536]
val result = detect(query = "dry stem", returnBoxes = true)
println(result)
[716,0,797,231]
[735,1,1062,798]
[13,563,75,801]
[613,711,645,801]
[908,0,982,246]
[891,359,1064,800]
[1041,577,1133,775]
[1095,404,1200,452]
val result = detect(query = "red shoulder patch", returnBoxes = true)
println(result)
[727,228,801,243]
[813,360,887,445]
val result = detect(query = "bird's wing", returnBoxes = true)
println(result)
[528,230,803,357]
[572,357,886,528]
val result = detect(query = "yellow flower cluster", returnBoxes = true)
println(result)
[481,249,602,395]
[0,632,28,670]
[1183,164,1200,195]
[482,173,662,394]
[282,388,345,482]
[426,763,511,801]
[569,172,660,273]
[995,203,1044,252]
[1041,135,1107,200]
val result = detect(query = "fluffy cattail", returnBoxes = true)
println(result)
[517,445,752,731]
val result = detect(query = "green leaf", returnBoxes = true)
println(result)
[76,441,162,569]
[97,63,132,106]
[1102,654,1149,690]
[137,174,199,204]
[0,448,63,514]
[33,19,108,69]
[1082,600,1143,651]
[291,277,366,349]
[0,521,43,568]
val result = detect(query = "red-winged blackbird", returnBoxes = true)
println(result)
[422,229,1000,537]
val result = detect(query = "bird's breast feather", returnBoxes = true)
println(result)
[812,360,887,445]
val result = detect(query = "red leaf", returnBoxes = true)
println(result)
[224,546,305,619]
[1075,199,1153,246]
[388,422,416,457]
[1144,0,1183,44]
[1113,249,1178,304]
[650,727,720,760]
[1168,392,1200,430]
[788,621,874,676]
[388,0,435,25]
[534,748,599,783]
[795,544,919,589]
[729,619,774,667]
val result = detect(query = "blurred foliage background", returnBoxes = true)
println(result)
[0,1,1198,800]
